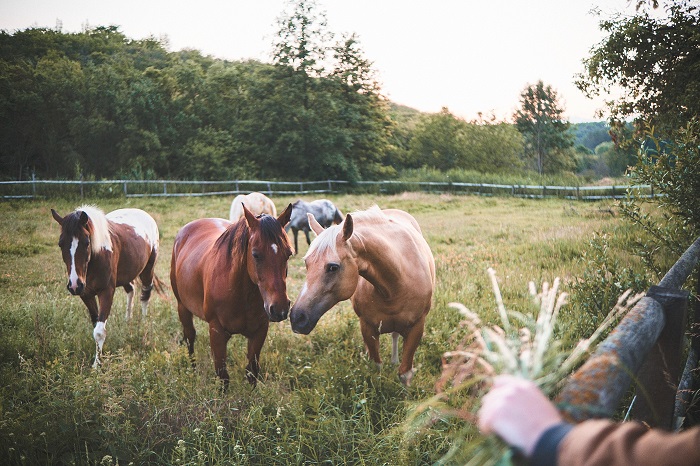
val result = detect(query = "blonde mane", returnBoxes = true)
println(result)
[77,205,113,253]
[303,206,383,260]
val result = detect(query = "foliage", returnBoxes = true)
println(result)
[620,119,700,276]
[576,1,700,135]
[513,81,576,175]
[0,2,395,182]
[406,108,524,173]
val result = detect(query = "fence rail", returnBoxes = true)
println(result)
[0,178,656,201]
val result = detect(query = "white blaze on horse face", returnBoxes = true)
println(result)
[271,243,278,255]
[68,236,80,290]
[298,282,308,299]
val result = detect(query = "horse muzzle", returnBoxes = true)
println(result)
[67,280,84,295]
[289,309,319,335]
[266,300,291,322]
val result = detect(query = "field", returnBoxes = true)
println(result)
[0,193,636,465]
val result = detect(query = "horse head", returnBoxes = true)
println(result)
[290,213,360,334]
[52,208,94,296]
[243,203,294,322]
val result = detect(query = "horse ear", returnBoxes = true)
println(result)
[333,208,343,225]
[79,211,89,227]
[307,213,324,235]
[51,208,63,224]
[342,213,353,241]
[242,203,260,228]
[277,203,293,228]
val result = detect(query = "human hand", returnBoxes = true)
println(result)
[477,375,563,457]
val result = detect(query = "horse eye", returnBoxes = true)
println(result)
[252,251,261,260]
[326,263,339,273]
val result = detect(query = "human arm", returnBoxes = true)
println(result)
[477,374,700,466]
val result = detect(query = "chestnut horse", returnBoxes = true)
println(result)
[171,204,293,387]
[229,192,277,222]
[51,205,161,367]
[290,206,435,385]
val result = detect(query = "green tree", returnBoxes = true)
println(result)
[513,80,575,174]
[408,108,468,170]
[576,1,700,135]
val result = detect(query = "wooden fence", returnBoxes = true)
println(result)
[0,178,657,201]
[559,236,700,431]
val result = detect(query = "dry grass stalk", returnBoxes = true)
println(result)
[407,268,644,465]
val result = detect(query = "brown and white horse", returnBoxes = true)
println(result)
[51,205,161,367]
[229,192,277,222]
[171,204,293,387]
[290,206,436,385]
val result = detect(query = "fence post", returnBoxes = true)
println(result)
[31,173,36,198]
[630,286,689,429]
[163,182,167,195]
[80,174,84,199]
[123,181,128,197]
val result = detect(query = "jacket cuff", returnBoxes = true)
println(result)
[530,423,574,466]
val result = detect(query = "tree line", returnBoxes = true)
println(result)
[0,0,636,182]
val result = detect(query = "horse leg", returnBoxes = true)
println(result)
[397,317,426,386]
[93,288,116,368]
[304,229,311,245]
[245,326,269,386]
[139,250,157,316]
[391,332,400,365]
[292,228,299,254]
[80,295,99,327]
[124,281,135,320]
[177,303,196,362]
[208,320,232,389]
[359,319,382,369]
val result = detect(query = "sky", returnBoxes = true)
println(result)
[0,0,639,122]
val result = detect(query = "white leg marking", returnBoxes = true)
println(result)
[93,321,106,368]
[126,288,134,320]
[141,299,148,317]
[391,332,400,365]
[68,237,80,291]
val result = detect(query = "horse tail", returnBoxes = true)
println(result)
[151,273,169,298]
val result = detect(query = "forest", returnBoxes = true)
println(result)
[0,5,624,183]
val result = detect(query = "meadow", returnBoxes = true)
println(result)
[0,193,638,465]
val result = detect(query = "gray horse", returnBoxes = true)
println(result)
[286,199,343,253]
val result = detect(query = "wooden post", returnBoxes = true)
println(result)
[630,286,689,429]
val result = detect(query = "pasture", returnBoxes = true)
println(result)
[0,193,635,465]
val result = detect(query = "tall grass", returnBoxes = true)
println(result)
[0,194,643,465]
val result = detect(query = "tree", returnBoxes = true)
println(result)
[576,1,700,135]
[513,80,575,174]
[408,108,467,171]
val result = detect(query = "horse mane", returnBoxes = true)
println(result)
[75,205,113,253]
[303,206,382,260]
[215,214,290,264]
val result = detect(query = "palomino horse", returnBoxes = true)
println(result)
[229,192,277,222]
[171,203,293,387]
[286,199,343,253]
[51,205,161,367]
[290,206,435,385]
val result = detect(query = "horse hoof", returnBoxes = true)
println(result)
[399,368,415,386]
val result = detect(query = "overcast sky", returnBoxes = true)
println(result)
[0,0,638,122]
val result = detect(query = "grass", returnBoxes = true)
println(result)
[0,193,642,465]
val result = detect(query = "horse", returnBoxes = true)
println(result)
[229,192,277,222]
[286,199,343,253]
[51,205,162,367]
[289,206,435,385]
[170,203,293,388]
